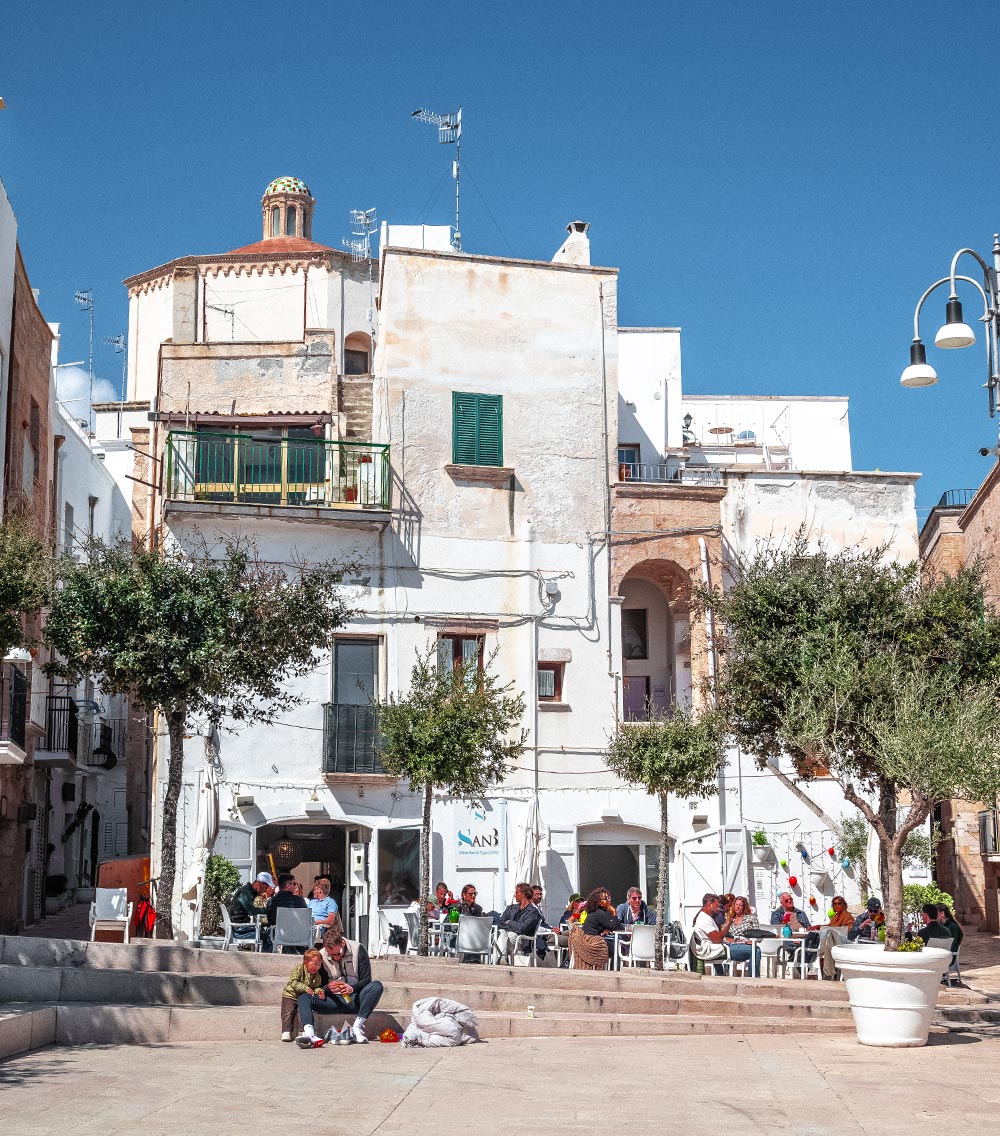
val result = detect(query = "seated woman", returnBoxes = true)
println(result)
[722,895,761,976]
[569,887,621,971]
[826,895,854,928]
[559,894,585,925]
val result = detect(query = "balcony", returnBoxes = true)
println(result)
[936,489,975,510]
[33,695,80,773]
[0,664,29,766]
[165,431,391,527]
[322,703,385,779]
[618,462,722,486]
[80,716,126,771]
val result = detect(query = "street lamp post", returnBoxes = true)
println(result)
[899,235,1000,416]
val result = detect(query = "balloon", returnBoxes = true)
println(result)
[800,849,810,861]
[788,876,798,887]
[780,859,788,869]
[841,857,851,870]
[828,908,836,919]
[810,897,817,906]
[827,847,836,857]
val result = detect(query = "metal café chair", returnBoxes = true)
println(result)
[218,900,259,951]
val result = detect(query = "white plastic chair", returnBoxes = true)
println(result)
[758,938,788,979]
[456,915,494,963]
[664,926,691,971]
[272,907,313,953]
[375,909,404,958]
[89,887,132,944]
[403,910,442,955]
[218,899,259,952]
[621,923,657,968]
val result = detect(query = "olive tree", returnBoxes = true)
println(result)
[44,536,351,937]
[606,704,727,968]
[377,649,525,955]
[700,540,1000,949]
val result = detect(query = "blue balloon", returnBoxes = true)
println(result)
[841,857,851,870]
[800,849,810,861]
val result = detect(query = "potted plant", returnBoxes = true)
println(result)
[44,874,69,914]
[751,828,773,864]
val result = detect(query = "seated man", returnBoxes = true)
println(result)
[616,887,656,926]
[228,877,268,946]
[307,879,340,929]
[496,882,542,958]
[692,893,755,974]
[320,929,384,1043]
[769,891,810,932]
[847,897,885,943]
[266,873,310,949]
[916,903,954,948]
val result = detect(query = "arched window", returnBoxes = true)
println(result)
[271,206,280,236]
[286,206,297,236]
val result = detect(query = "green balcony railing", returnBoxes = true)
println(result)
[165,430,391,510]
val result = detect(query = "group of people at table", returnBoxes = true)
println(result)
[691,890,964,977]
[227,871,343,951]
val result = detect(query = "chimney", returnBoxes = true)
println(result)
[552,220,591,266]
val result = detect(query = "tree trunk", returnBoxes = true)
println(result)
[654,791,669,971]
[883,841,905,951]
[156,708,186,939]
[418,782,432,956]
[767,765,844,837]
[877,785,897,902]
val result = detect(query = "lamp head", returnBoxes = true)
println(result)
[900,340,938,388]
[934,298,976,349]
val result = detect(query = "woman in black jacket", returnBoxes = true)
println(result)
[569,887,622,970]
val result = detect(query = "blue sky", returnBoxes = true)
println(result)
[3,2,999,520]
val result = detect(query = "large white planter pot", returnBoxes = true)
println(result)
[832,942,951,1047]
[752,845,773,864]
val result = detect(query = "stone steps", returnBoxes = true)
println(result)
[0,962,851,1020]
[0,999,853,1056]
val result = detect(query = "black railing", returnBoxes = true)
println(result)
[937,489,975,509]
[81,716,126,769]
[8,667,27,751]
[322,703,383,775]
[979,809,999,856]
[41,695,79,753]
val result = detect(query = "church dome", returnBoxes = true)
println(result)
[261,176,315,240]
[264,176,311,197]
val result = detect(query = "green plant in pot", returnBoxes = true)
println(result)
[750,827,773,863]
[200,855,241,937]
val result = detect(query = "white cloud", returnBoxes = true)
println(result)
[55,365,119,414]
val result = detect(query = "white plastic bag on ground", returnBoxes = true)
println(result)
[401,996,481,1047]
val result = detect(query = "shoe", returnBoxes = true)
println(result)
[352,1020,369,1044]
[281,1031,292,1042]
[336,1023,356,1045]
[295,1031,321,1049]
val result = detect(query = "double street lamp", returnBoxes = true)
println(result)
[900,234,1000,416]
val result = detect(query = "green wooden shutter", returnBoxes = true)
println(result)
[452,392,503,467]
[475,395,503,466]
[453,393,479,465]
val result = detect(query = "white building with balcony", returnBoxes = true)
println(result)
[99,179,926,945]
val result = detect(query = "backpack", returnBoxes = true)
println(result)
[664,920,688,960]
[229,886,254,923]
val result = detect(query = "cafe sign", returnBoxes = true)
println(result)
[456,802,501,868]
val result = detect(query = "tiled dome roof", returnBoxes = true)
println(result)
[264,176,311,197]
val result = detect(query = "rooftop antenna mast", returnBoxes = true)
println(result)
[343,207,378,348]
[74,290,94,434]
[106,332,127,435]
[411,106,462,251]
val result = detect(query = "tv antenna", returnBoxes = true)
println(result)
[106,332,128,433]
[74,290,94,432]
[411,106,462,250]
[343,208,378,348]
[206,302,235,340]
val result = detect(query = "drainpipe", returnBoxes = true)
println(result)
[598,284,614,674]
[699,536,725,826]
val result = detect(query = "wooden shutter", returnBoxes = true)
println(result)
[452,393,479,465]
[475,395,502,466]
[452,393,503,467]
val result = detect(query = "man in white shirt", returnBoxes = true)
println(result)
[691,894,729,967]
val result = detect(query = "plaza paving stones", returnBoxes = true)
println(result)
[1,1032,998,1135]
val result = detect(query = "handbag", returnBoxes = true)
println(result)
[387,923,408,952]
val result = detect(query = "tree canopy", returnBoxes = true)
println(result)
[378,649,525,952]
[45,536,352,936]
[698,538,1000,947]
[606,703,726,968]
